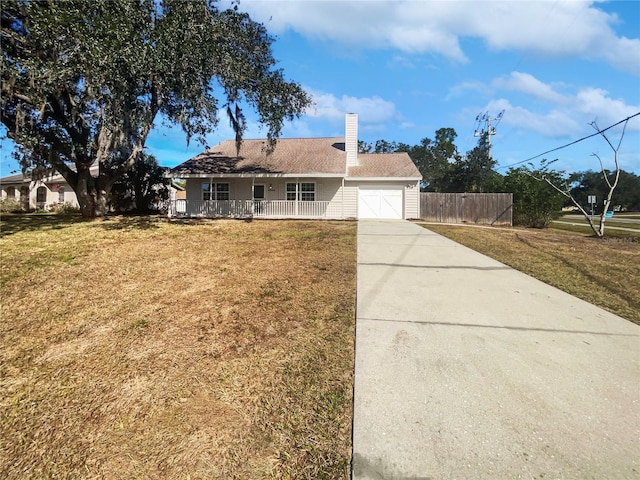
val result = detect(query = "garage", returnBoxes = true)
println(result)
[358,186,403,219]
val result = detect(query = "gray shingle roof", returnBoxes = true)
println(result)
[0,173,28,184]
[170,137,422,180]
[348,153,421,178]
[170,138,347,176]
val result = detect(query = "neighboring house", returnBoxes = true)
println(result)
[0,169,86,210]
[1,165,182,211]
[168,114,422,220]
[170,183,186,201]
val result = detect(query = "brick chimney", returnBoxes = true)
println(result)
[345,113,358,168]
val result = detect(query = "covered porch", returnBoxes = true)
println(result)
[167,176,347,219]
[168,199,344,219]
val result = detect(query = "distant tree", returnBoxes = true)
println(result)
[447,135,503,192]
[358,139,408,154]
[504,165,564,228]
[111,153,169,213]
[569,169,640,212]
[408,128,459,192]
[372,139,398,153]
[358,140,373,154]
[1,0,311,218]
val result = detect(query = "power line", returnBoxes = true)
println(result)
[496,112,640,171]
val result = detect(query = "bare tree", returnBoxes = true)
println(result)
[541,118,631,238]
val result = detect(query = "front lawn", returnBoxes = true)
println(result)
[0,215,356,479]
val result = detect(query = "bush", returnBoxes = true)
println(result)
[504,167,565,228]
[0,197,25,214]
[50,202,81,215]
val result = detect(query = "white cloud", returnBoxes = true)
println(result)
[306,88,397,125]
[488,100,582,138]
[492,72,567,105]
[463,72,639,140]
[572,88,639,127]
[235,0,639,75]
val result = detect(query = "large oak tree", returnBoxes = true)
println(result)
[1,0,311,217]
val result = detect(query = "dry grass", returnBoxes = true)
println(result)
[421,223,640,325]
[0,215,356,479]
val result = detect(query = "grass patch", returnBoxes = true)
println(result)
[0,215,356,479]
[552,219,640,235]
[420,223,639,325]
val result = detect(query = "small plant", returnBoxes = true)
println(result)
[50,202,81,215]
[0,197,25,214]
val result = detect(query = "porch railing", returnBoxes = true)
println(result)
[169,200,343,219]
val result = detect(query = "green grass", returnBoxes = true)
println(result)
[553,218,640,235]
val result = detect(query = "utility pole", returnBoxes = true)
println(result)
[474,110,504,159]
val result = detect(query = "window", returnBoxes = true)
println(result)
[216,183,229,200]
[202,182,229,201]
[6,187,15,199]
[36,186,47,203]
[286,182,315,201]
[58,186,65,203]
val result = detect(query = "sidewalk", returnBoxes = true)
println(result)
[352,220,640,479]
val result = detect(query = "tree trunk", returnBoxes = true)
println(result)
[74,167,114,218]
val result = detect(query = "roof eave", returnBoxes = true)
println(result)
[345,177,421,182]
[166,172,346,179]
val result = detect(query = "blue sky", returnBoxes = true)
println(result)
[1,0,638,177]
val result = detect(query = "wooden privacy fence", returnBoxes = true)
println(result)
[420,193,513,226]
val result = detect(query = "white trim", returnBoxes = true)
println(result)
[286,181,316,202]
[166,173,344,179]
[202,180,230,201]
[253,183,266,200]
[346,177,420,182]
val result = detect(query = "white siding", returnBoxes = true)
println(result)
[186,178,253,200]
[185,179,201,200]
[345,114,358,168]
[342,182,359,219]
[185,178,343,202]
[404,183,420,219]
[234,180,252,200]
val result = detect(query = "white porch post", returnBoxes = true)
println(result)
[295,177,299,217]
[341,177,345,220]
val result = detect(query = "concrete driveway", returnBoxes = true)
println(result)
[352,220,640,479]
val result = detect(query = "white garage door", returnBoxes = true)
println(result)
[358,186,403,219]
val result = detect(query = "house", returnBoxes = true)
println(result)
[167,114,422,220]
[0,169,85,210]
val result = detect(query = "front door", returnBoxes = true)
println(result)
[253,184,265,214]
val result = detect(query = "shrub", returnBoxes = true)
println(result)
[504,166,565,228]
[0,197,25,214]
[50,202,81,215]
